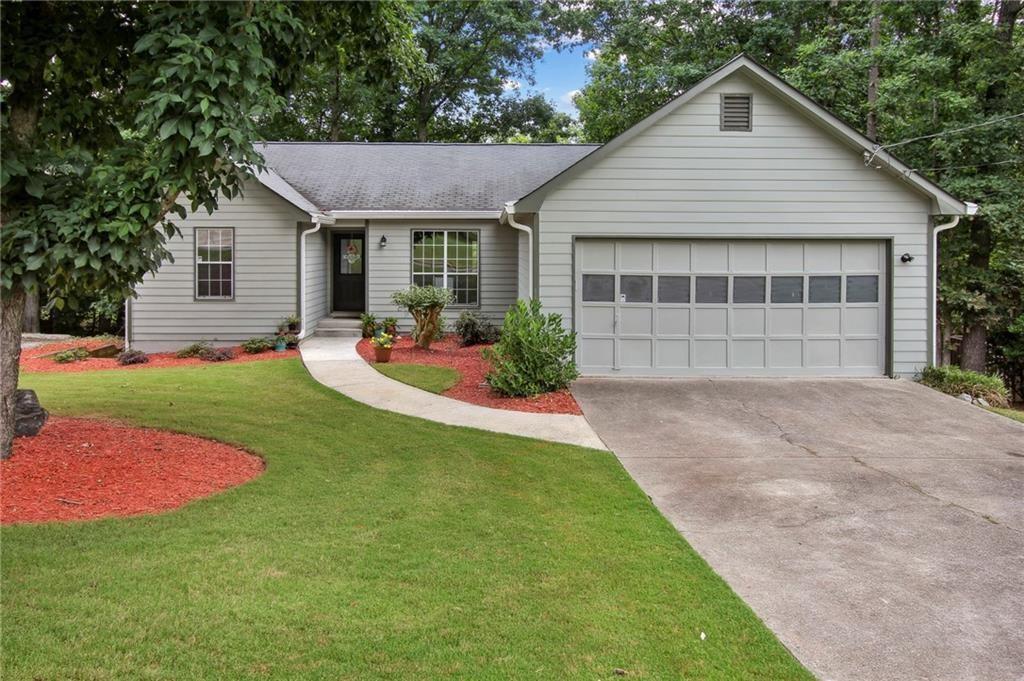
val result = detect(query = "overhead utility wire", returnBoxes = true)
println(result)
[865,111,1024,167]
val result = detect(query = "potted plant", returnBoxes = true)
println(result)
[360,312,378,338]
[382,316,399,335]
[283,333,299,349]
[284,314,301,333]
[370,332,395,363]
[274,335,287,352]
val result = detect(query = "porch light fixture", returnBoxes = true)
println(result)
[379,235,388,248]
[901,253,914,263]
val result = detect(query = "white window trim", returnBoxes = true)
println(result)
[195,226,235,301]
[410,229,480,307]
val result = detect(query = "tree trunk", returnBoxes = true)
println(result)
[22,289,40,333]
[866,3,881,141]
[960,322,987,373]
[1,286,27,459]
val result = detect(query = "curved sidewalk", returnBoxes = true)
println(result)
[299,337,607,450]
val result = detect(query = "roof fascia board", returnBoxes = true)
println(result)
[328,210,501,220]
[515,55,969,216]
[252,167,325,218]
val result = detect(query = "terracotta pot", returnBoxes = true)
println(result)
[374,346,393,363]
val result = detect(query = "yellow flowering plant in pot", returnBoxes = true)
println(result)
[370,332,395,363]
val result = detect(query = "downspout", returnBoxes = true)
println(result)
[502,201,533,299]
[930,202,978,366]
[298,214,331,340]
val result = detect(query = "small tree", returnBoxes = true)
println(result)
[391,285,454,349]
[485,299,579,397]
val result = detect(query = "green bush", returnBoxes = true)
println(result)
[455,310,499,346]
[241,337,274,354]
[176,341,212,359]
[391,285,454,349]
[53,347,90,364]
[199,346,234,362]
[116,349,149,365]
[920,365,1009,407]
[359,313,378,338]
[484,299,579,397]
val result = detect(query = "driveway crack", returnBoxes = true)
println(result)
[709,379,820,458]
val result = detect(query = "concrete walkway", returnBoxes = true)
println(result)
[299,336,607,450]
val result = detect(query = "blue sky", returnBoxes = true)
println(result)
[509,46,594,116]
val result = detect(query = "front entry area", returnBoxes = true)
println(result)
[575,239,887,376]
[332,231,366,313]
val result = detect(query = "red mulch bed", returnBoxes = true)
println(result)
[1,417,263,525]
[20,338,299,373]
[357,335,581,415]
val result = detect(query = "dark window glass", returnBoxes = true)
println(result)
[771,276,804,304]
[582,274,615,302]
[733,276,765,304]
[620,275,653,303]
[808,276,841,303]
[658,276,690,303]
[695,276,728,303]
[846,275,879,303]
[196,228,233,299]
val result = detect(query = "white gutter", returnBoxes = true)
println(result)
[930,202,979,365]
[501,201,533,299]
[329,210,500,220]
[298,213,334,339]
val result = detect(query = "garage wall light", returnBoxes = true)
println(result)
[901,253,914,263]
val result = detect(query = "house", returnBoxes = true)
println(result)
[128,55,975,377]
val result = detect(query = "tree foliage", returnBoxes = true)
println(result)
[569,0,1023,385]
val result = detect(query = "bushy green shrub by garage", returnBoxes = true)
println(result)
[52,347,90,364]
[455,310,499,346]
[116,349,149,365]
[241,337,274,354]
[920,365,1009,407]
[176,341,212,359]
[485,299,579,397]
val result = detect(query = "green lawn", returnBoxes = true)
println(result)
[5,360,810,680]
[990,406,1024,423]
[373,362,461,394]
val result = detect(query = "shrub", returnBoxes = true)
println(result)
[199,346,234,362]
[242,337,274,354]
[370,332,395,349]
[359,313,378,338]
[116,349,149,365]
[53,347,90,364]
[484,299,579,397]
[176,341,212,359]
[381,316,399,334]
[920,365,1010,407]
[455,310,499,346]
[282,334,299,349]
[391,285,454,349]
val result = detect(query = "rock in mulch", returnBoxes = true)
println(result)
[13,389,47,437]
[958,393,973,402]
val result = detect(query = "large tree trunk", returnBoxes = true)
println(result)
[866,2,881,141]
[960,322,987,373]
[22,289,40,333]
[1,287,27,459]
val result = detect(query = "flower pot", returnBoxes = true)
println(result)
[374,346,393,363]
[384,324,398,336]
[275,339,286,352]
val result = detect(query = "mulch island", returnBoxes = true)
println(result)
[1,417,263,525]
[356,335,581,415]
[20,338,299,373]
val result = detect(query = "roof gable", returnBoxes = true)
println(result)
[514,55,970,216]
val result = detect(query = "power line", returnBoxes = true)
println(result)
[866,111,1024,166]
[906,156,1024,174]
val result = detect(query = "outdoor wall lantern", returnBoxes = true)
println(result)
[901,253,914,263]
[379,235,388,248]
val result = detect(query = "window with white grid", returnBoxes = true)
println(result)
[195,227,234,299]
[411,230,479,306]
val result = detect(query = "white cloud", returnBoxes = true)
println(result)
[561,89,582,106]
[584,48,601,61]
[502,79,521,91]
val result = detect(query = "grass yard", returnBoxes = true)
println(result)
[5,359,810,680]
[990,406,1024,423]
[373,362,461,394]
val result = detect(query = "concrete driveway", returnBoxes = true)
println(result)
[572,378,1024,681]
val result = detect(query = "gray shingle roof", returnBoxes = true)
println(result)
[259,142,599,213]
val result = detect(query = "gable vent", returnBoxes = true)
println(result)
[721,94,752,131]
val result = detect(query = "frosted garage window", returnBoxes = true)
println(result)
[846,275,879,303]
[809,276,841,303]
[771,276,804,304]
[621,275,653,303]
[695,276,728,304]
[658,276,690,303]
[732,276,765,304]
[582,274,615,302]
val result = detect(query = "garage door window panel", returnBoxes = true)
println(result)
[621,275,653,303]
[658,276,691,304]
[582,274,615,302]
[733,276,765,304]
[809,276,841,303]
[771,276,804,304]
[846,275,879,303]
[695,276,728,304]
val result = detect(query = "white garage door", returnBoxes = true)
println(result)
[575,239,887,376]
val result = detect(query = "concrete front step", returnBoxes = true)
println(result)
[318,318,363,329]
[315,328,363,338]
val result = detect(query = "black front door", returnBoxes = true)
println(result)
[332,231,365,313]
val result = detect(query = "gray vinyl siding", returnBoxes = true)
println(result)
[130,181,307,351]
[304,227,328,334]
[365,219,519,329]
[536,71,934,377]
